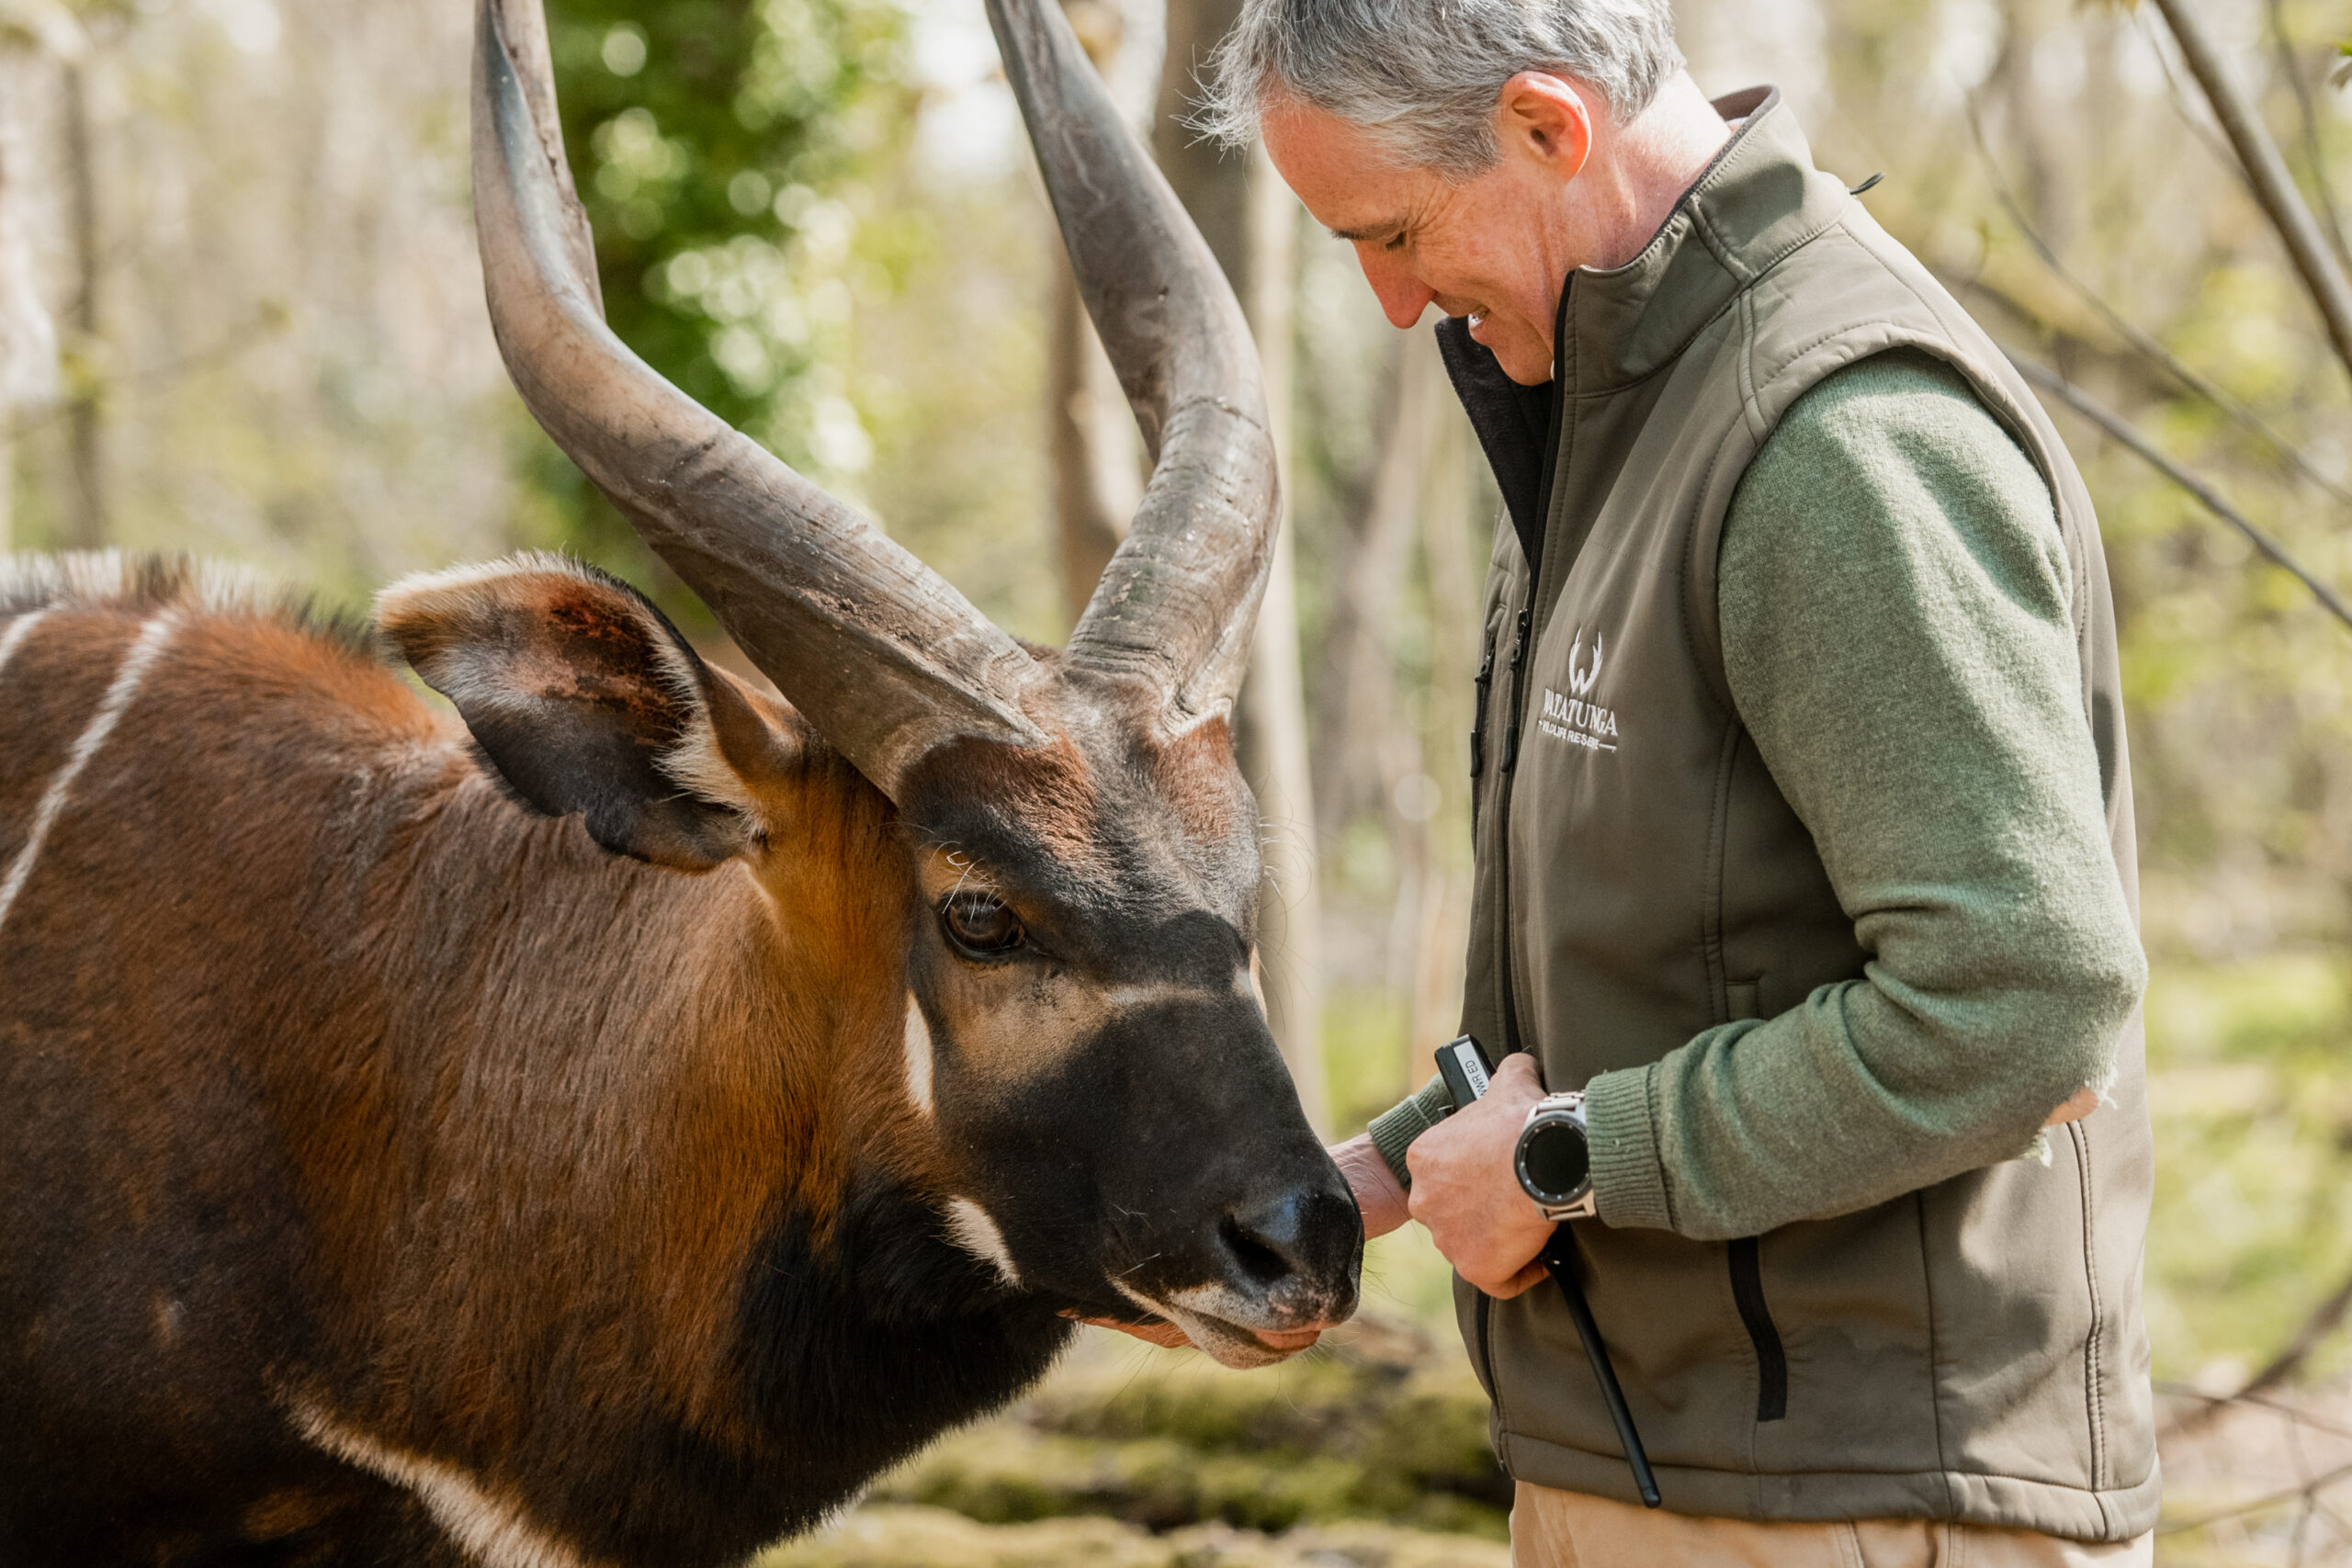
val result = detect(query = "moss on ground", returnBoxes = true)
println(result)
[756,1504,1512,1567]
[865,1316,1510,1541]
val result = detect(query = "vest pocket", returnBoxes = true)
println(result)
[1728,1237,1788,1422]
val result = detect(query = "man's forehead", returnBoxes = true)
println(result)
[1260,92,1424,224]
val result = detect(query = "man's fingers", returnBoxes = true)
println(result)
[1407,1055,1556,1292]
[1472,1258,1553,1299]
[1493,1051,1544,1090]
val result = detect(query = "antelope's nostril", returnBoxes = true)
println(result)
[1219,1210,1295,1288]
[1218,1187,1363,1317]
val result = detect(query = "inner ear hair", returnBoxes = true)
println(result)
[376,552,798,872]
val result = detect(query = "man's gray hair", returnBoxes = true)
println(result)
[1197,0,1684,179]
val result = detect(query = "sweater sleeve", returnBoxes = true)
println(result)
[1367,1076,1457,1189]
[1582,349,2144,1240]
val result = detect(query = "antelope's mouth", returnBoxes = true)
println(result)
[1170,1307,1337,1369]
[1113,1282,1345,1370]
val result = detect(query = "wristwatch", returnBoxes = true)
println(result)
[1515,1092,1596,1221]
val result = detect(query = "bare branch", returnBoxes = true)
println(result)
[2132,3,2265,194]
[2265,0,2352,271]
[2158,1381,2352,1445]
[2157,1458,2352,1534]
[2169,1269,2352,1436]
[2007,353,2352,631]
[2149,0,2352,389]
[1964,107,2352,513]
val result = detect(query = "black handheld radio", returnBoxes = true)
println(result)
[1435,1034,1662,1509]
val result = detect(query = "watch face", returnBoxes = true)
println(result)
[1521,1120,1591,1203]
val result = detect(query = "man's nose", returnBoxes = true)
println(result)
[1354,245,1434,329]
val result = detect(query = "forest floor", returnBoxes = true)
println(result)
[759,1311,1512,1568]
[753,1328,2352,1566]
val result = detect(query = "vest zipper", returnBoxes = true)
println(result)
[1500,608,1532,773]
[1496,605,1534,1053]
[1493,286,1571,1058]
[1476,295,1571,1415]
[1728,1237,1788,1422]
[1469,626,1498,785]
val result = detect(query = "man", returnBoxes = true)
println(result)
[1195,2,2156,1563]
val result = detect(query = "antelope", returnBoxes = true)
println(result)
[0,0,1361,1561]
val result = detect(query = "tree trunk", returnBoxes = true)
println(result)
[62,58,104,549]
[1047,249,1138,630]
[0,44,62,554]
[1313,329,1446,835]
[2150,0,2352,391]
[1406,386,1479,1089]
[1047,0,1146,631]
[1153,0,1327,1128]
[1990,0,2053,247]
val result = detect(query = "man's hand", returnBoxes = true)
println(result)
[1406,1052,1555,1298]
[1330,1132,1410,1238]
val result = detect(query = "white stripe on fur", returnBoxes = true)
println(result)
[904,995,935,1117]
[293,1404,597,1568]
[944,1197,1021,1289]
[0,611,179,936]
[0,608,50,681]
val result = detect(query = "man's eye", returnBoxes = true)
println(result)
[940,892,1024,958]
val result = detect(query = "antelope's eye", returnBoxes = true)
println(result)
[940,891,1024,958]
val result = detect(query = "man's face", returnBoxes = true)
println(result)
[1261,84,1591,386]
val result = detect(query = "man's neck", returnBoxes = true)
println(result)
[1565,73,1735,273]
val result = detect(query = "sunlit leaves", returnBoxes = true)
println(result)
[2143,953,2352,1386]
[548,0,907,488]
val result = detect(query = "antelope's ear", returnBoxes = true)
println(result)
[376,554,802,872]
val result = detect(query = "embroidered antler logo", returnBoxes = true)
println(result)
[1568,630,1604,697]
[1538,627,1621,753]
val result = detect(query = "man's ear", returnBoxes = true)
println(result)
[376,553,802,872]
[1496,71,1595,180]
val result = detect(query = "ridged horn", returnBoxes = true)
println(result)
[986,0,1279,725]
[470,0,1046,799]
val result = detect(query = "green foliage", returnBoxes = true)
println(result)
[2144,950,2352,1386]
[532,0,909,607]
[552,0,902,442]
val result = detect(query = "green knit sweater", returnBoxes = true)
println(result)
[1370,349,2144,1238]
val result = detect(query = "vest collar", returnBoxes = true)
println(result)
[1438,89,1851,558]
[1565,86,1849,393]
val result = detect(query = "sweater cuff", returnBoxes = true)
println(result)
[1588,1065,1673,1230]
[1367,1076,1456,1189]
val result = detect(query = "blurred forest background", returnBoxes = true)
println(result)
[6,0,2352,1558]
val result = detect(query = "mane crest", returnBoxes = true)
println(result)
[0,551,370,653]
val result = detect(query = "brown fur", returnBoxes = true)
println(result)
[0,567,943,1562]
[0,555,1354,1568]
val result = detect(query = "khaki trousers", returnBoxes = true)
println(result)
[1510,1483,2155,1568]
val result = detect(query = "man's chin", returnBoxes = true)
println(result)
[1464,314,1554,385]
[1490,343,1556,385]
